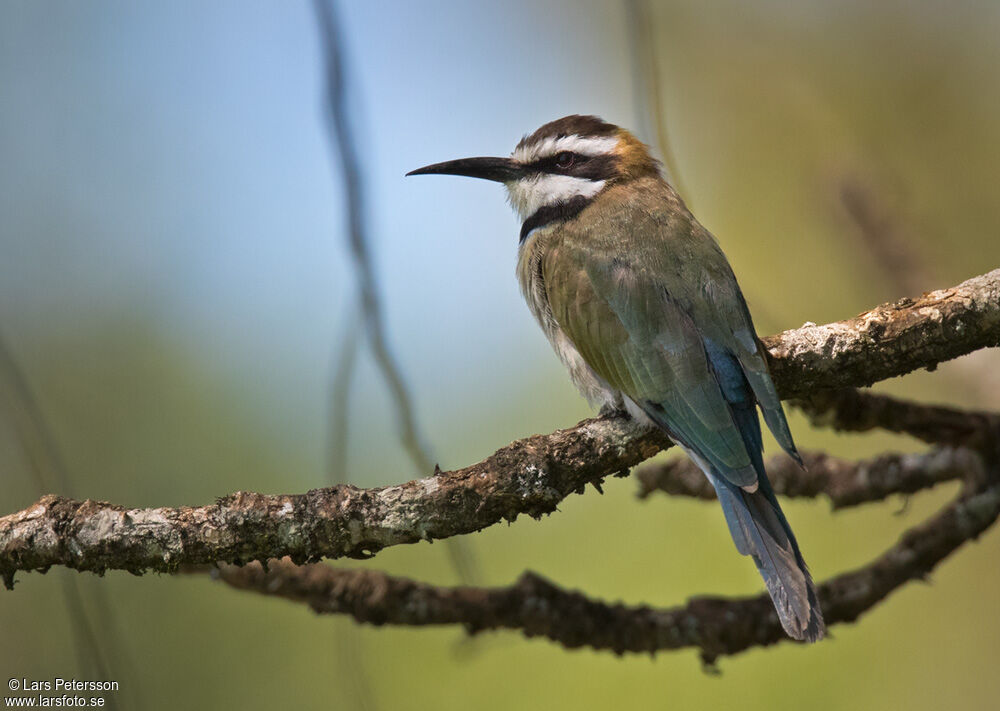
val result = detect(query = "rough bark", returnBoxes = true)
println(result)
[1,269,998,586]
[212,480,1000,662]
[0,416,668,588]
[763,269,1000,398]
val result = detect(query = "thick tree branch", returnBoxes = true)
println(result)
[763,269,1000,399]
[635,447,981,509]
[1,269,998,585]
[0,416,668,587]
[211,479,1000,662]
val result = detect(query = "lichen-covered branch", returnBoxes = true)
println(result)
[0,416,669,587]
[212,480,1000,663]
[635,447,981,509]
[1,269,999,585]
[763,269,1000,399]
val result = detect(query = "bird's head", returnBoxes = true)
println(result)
[407,115,660,221]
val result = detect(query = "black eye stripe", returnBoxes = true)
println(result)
[528,152,580,171]
[524,153,619,181]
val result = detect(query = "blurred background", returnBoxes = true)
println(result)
[1,1,999,709]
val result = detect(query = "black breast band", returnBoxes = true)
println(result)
[519,195,593,244]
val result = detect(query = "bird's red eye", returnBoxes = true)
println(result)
[555,152,575,169]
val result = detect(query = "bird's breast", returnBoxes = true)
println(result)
[516,227,621,410]
[516,227,555,334]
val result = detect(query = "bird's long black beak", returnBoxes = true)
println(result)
[406,156,522,183]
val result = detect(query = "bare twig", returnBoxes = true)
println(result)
[839,179,934,297]
[312,0,478,586]
[322,305,377,711]
[624,0,784,334]
[327,306,361,486]
[0,334,74,496]
[837,177,1000,404]
[314,0,432,476]
[624,0,690,202]
[0,332,128,709]
[794,388,1000,453]
[636,447,980,509]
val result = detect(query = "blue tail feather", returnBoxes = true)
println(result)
[702,340,825,642]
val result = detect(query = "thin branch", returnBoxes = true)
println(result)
[0,333,75,496]
[635,447,980,509]
[839,178,934,297]
[211,478,1000,663]
[314,0,433,476]
[2,269,999,583]
[794,387,1000,452]
[322,307,378,711]
[327,305,361,486]
[837,177,1000,404]
[0,331,128,709]
[624,0,690,202]
[623,0,783,334]
[313,0,478,586]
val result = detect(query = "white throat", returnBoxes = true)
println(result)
[505,174,606,219]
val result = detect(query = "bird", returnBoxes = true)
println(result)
[407,114,824,642]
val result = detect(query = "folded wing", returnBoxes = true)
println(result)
[542,227,824,641]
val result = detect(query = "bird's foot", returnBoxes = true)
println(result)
[598,403,630,418]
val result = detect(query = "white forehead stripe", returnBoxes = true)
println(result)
[505,174,606,219]
[511,134,619,164]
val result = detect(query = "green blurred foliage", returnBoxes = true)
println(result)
[2,1,1000,710]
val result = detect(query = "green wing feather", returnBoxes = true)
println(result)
[541,186,798,486]
[543,233,760,488]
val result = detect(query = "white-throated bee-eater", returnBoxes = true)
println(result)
[408,115,824,642]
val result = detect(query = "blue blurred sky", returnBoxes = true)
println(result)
[0,1,644,482]
[0,3,636,373]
